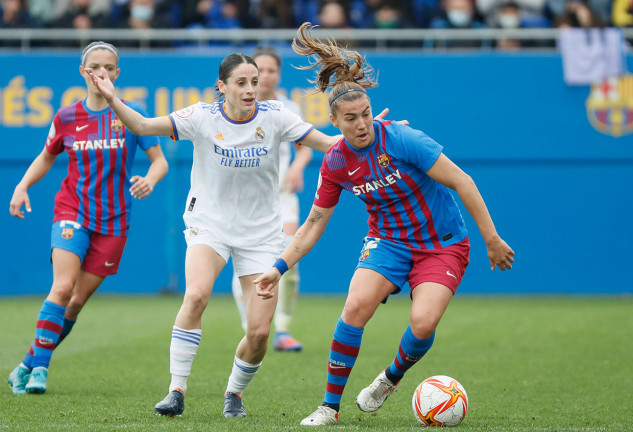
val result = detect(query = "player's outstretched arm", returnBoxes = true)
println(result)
[9,149,57,219]
[130,145,169,199]
[426,153,515,271]
[254,204,335,298]
[85,67,173,137]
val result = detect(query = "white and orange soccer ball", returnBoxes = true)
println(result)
[412,375,468,427]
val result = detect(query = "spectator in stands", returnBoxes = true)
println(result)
[257,0,293,28]
[553,0,604,27]
[348,0,383,28]
[52,0,111,29]
[318,0,350,28]
[117,0,173,47]
[428,0,489,48]
[548,0,609,26]
[181,0,246,29]
[374,1,408,28]
[495,1,523,49]
[478,0,549,27]
[27,0,56,26]
[0,0,37,31]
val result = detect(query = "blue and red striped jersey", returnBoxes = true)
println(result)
[45,99,159,236]
[314,120,467,250]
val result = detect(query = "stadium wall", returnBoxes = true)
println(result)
[1,51,632,296]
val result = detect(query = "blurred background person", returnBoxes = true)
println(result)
[427,0,489,48]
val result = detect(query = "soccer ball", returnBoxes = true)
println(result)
[411,375,468,427]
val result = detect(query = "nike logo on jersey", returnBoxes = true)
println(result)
[329,364,347,369]
[105,261,115,267]
[446,270,457,279]
[348,167,360,176]
[76,124,89,131]
[352,169,402,196]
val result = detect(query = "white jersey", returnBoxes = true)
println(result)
[275,93,303,187]
[169,100,315,247]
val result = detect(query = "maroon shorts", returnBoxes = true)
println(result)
[409,237,470,294]
[82,233,127,277]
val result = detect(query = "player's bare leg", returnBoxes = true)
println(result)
[155,245,225,417]
[223,274,278,417]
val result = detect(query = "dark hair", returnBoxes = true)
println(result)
[292,22,377,114]
[252,46,282,68]
[215,53,259,97]
[81,41,119,66]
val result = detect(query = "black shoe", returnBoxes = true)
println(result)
[155,389,185,417]
[223,391,246,418]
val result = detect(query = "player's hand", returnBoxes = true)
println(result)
[129,175,155,199]
[281,165,304,193]
[374,108,409,126]
[487,237,515,271]
[253,269,282,299]
[9,186,31,219]
[85,67,115,102]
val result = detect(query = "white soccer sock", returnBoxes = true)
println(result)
[169,326,201,393]
[225,356,261,395]
[274,263,299,333]
[232,273,248,332]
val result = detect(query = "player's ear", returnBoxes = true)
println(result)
[330,113,338,128]
[114,68,121,81]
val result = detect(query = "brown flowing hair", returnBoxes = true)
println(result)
[292,22,378,114]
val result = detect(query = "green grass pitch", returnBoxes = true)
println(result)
[1,295,632,431]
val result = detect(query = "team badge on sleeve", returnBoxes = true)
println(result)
[61,228,74,239]
[377,153,390,168]
[176,106,194,118]
[255,126,265,142]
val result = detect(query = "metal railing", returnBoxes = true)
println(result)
[1,27,631,51]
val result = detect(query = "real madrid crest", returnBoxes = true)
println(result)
[255,126,265,142]
[111,118,123,132]
[189,227,199,237]
[377,153,390,168]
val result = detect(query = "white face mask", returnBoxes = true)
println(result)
[447,10,472,27]
[499,14,520,28]
[131,5,154,21]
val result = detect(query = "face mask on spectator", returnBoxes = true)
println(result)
[447,10,472,27]
[131,5,154,21]
[499,14,520,28]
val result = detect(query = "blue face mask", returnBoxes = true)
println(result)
[447,10,472,27]
[131,5,154,21]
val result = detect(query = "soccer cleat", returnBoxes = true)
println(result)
[355,370,398,412]
[25,367,47,394]
[8,364,30,395]
[223,391,246,418]
[154,389,185,417]
[273,332,303,352]
[300,405,339,426]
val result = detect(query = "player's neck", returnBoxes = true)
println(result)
[85,94,110,112]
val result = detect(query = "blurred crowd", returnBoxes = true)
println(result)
[1,0,631,48]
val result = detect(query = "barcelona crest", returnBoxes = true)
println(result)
[61,228,74,239]
[360,250,370,261]
[586,74,633,137]
[255,126,265,142]
[111,118,123,132]
[377,153,390,168]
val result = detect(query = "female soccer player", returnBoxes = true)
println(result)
[8,41,167,395]
[230,46,312,352]
[86,52,363,419]
[254,23,515,426]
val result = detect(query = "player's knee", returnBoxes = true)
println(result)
[409,318,438,340]
[246,325,270,347]
[49,280,75,303]
[341,299,373,328]
[183,288,210,311]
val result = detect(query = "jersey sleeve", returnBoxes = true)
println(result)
[44,112,65,155]
[125,101,160,150]
[391,123,443,172]
[277,105,315,145]
[313,161,343,208]
[168,102,204,142]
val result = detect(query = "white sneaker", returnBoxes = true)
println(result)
[300,406,339,426]
[355,370,398,412]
